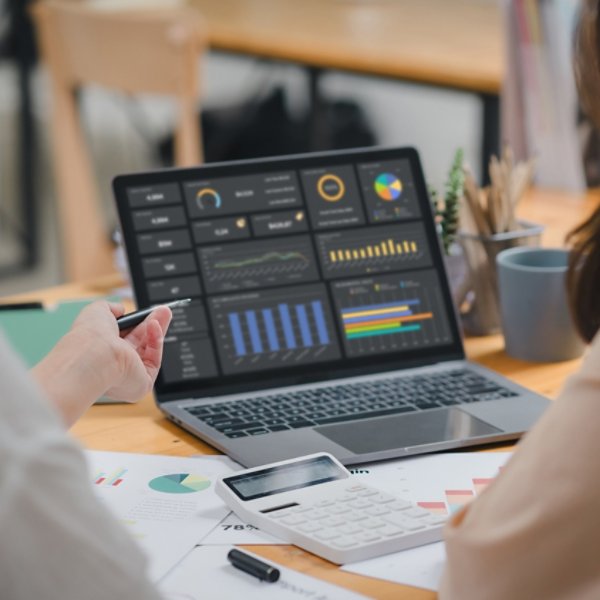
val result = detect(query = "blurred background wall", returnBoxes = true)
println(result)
[0,0,512,296]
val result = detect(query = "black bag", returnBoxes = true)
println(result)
[159,85,377,164]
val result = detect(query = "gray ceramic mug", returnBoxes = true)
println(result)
[496,247,585,362]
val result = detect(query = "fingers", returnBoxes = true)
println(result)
[140,318,165,381]
[107,302,126,318]
[107,305,171,400]
[150,305,172,336]
[72,300,124,333]
[123,306,171,349]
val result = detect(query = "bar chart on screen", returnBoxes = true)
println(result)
[209,283,341,374]
[316,223,432,279]
[331,270,452,356]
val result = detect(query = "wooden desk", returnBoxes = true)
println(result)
[8,188,599,598]
[188,0,503,177]
[190,0,503,94]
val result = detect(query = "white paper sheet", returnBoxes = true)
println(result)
[348,451,512,507]
[341,452,512,591]
[85,451,237,581]
[201,512,285,545]
[343,542,447,592]
[160,545,369,600]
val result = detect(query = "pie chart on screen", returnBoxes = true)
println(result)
[148,473,211,494]
[374,173,402,201]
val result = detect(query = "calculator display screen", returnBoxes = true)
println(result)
[225,456,347,501]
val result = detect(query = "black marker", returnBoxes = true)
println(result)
[227,549,280,583]
[116,298,192,331]
[0,301,44,311]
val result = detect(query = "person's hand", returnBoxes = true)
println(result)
[32,300,172,427]
[70,301,172,401]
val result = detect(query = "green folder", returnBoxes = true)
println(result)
[0,300,100,367]
[0,298,122,403]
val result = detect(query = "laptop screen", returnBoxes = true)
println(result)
[113,147,464,401]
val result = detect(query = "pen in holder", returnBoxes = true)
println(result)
[453,148,540,336]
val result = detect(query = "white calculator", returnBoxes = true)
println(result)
[216,452,446,564]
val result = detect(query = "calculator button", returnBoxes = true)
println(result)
[365,505,391,517]
[371,493,396,504]
[358,488,379,498]
[402,508,431,519]
[345,485,366,493]
[320,516,345,528]
[335,493,355,502]
[315,499,335,507]
[338,523,362,535]
[423,515,447,526]
[291,505,313,513]
[379,524,404,537]
[330,536,358,548]
[355,531,382,543]
[383,513,412,528]
[281,515,306,526]
[306,509,329,520]
[298,522,321,533]
[362,518,386,529]
[388,499,412,511]
[384,514,426,531]
[315,528,340,541]
[347,511,369,521]
[268,510,293,519]
[327,505,351,515]
[348,499,371,509]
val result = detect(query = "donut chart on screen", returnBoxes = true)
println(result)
[374,173,402,201]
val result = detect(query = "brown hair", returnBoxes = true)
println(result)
[569,0,600,342]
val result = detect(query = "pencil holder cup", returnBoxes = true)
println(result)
[497,247,585,362]
[455,220,544,336]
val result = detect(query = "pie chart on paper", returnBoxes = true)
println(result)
[148,473,211,494]
[374,173,402,201]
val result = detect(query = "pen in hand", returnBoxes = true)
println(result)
[116,298,192,331]
[227,548,280,583]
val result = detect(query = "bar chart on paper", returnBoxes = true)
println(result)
[350,452,511,519]
[209,284,341,374]
[417,477,496,516]
[94,468,128,487]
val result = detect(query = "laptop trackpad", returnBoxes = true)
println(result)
[315,408,502,454]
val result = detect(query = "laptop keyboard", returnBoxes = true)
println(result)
[184,369,517,439]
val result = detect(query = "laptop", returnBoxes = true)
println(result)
[113,146,550,467]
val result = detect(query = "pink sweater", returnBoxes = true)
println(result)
[440,332,600,599]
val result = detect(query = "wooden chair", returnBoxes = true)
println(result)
[30,1,207,281]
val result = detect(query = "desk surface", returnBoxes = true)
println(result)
[9,188,599,598]
[188,0,504,94]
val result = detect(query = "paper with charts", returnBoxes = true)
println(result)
[86,451,238,581]
[160,545,369,600]
[340,451,512,591]
[201,511,285,545]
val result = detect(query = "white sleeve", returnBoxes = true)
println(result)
[0,333,163,600]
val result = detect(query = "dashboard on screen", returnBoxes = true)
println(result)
[114,148,463,400]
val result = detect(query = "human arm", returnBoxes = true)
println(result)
[439,333,600,599]
[32,301,171,427]
[0,333,164,600]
